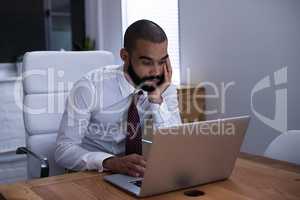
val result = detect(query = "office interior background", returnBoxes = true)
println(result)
[0,0,299,183]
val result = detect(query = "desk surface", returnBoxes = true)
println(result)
[1,153,300,200]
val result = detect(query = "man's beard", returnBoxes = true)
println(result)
[127,60,164,92]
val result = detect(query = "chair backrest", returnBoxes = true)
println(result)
[22,51,114,178]
[264,130,300,165]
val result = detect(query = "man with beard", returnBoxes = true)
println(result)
[55,20,182,177]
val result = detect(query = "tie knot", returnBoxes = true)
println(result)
[133,90,143,104]
[136,90,143,96]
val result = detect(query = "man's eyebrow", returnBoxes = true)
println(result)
[160,54,169,60]
[138,54,169,61]
[139,56,153,60]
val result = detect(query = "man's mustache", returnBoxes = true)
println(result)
[141,75,164,82]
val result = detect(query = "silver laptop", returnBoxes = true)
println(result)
[104,115,250,197]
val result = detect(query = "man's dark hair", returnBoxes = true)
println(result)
[124,19,168,53]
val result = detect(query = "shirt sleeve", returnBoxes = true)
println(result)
[149,84,182,128]
[55,77,114,172]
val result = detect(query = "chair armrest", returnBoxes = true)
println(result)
[16,147,49,178]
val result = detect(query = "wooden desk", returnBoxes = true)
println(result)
[0,153,299,200]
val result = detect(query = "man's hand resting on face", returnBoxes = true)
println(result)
[103,154,146,177]
[148,58,172,104]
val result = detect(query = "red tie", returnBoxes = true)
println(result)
[125,92,143,155]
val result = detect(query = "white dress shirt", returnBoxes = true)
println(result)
[55,65,182,172]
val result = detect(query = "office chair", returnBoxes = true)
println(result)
[16,51,114,178]
[264,130,300,165]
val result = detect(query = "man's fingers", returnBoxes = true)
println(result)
[164,60,172,82]
[163,66,171,86]
[136,158,147,168]
[166,58,172,75]
[129,154,147,167]
[127,170,140,177]
[127,162,145,177]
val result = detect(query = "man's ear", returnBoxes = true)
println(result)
[120,48,129,65]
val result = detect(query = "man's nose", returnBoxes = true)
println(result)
[149,64,161,76]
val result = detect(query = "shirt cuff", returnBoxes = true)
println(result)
[81,151,114,172]
[149,98,172,124]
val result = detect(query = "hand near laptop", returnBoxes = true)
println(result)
[103,154,146,177]
[148,58,172,104]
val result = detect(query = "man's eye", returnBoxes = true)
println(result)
[142,61,152,66]
[159,61,167,65]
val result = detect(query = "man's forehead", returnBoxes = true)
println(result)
[132,40,168,60]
